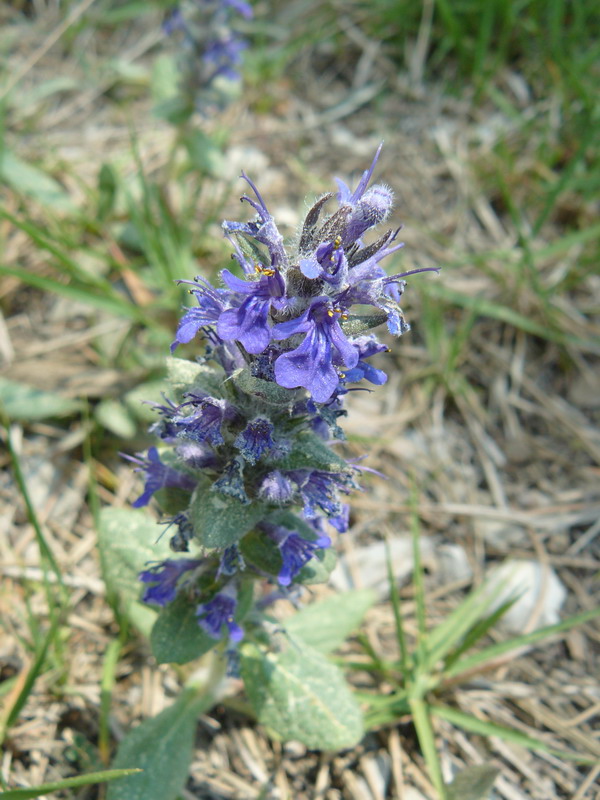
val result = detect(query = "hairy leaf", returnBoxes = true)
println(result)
[285,590,375,653]
[189,481,265,548]
[241,635,363,750]
[97,508,171,635]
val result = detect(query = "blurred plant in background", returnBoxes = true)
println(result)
[159,0,253,121]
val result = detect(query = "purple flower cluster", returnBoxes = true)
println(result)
[163,0,253,112]
[173,144,437,402]
[131,147,436,650]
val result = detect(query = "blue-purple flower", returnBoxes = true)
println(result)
[171,278,226,352]
[273,299,358,403]
[266,525,331,586]
[123,447,196,508]
[174,394,232,446]
[162,0,253,111]
[139,558,202,606]
[342,335,389,386]
[217,267,285,353]
[129,145,437,654]
[289,468,357,520]
[258,470,295,504]
[234,417,275,463]
[197,583,244,642]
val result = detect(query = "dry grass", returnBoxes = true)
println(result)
[1,3,599,799]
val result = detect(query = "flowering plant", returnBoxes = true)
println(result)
[100,146,435,797]
[161,0,253,116]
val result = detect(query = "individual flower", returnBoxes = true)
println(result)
[123,447,196,508]
[265,525,331,586]
[328,504,350,533]
[212,456,249,503]
[197,583,244,642]
[174,394,233,446]
[234,417,275,463]
[289,468,357,520]
[272,299,358,403]
[342,335,389,386]
[171,278,226,352]
[222,173,288,270]
[163,513,195,552]
[217,545,244,577]
[217,267,285,353]
[258,470,295,504]
[139,558,202,606]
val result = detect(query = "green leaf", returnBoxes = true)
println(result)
[240,635,364,750]
[296,547,337,585]
[97,508,172,636]
[189,481,265,548]
[232,368,296,408]
[1,150,75,211]
[181,130,225,176]
[423,582,502,672]
[0,376,80,421]
[409,697,445,797]
[276,432,350,473]
[151,54,180,104]
[284,590,375,653]
[166,357,226,401]
[107,689,211,800]
[97,163,118,221]
[124,379,169,423]
[95,399,137,439]
[0,769,142,800]
[239,530,282,575]
[340,312,389,337]
[446,764,499,800]
[151,594,216,665]
[152,487,192,516]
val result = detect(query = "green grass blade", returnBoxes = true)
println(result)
[532,123,597,236]
[0,769,142,799]
[409,697,447,799]
[0,613,61,744]
[409,486,428,657]
[0,209,112,291]
[430,704,597,763]
[99,638,123,764]
[420,282,600,354]
[2,411,66,597]
[385,536,410,677]
[423,582,502,673]
[444,607,600,679]
[443,596,519,671]
[0,263,152,325]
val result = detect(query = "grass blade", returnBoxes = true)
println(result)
[2,412,65,597]
[430,704,596,763]
[0,769,142,799]
[409,697,446,799]
[444,607,600,679]
[385,536,410,677]
[0,263,152,325]
[420,282,600,354]
[0,613,62,744]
